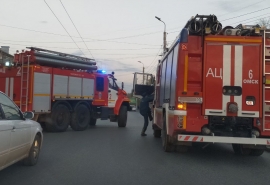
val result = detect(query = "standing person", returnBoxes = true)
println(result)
[139,92,154,136]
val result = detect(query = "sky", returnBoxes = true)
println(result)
[1,0,270,92]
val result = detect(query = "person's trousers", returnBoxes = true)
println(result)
[143,114,149,130]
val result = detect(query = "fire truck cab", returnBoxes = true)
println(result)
[0,47,131,132]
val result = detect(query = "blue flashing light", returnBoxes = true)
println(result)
[97,69,106,74]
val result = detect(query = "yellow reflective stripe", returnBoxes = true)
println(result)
[34,94,50,96]
[205,37,262,43]
[184,55,188,92]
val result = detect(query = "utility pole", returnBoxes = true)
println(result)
[155,16,167,55]
[138,61,145,84]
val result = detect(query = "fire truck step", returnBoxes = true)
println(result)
[264,114,270,117]
[265,87,270,89]
[265,101,270,103]
[266,59,270,61]
[265,45,270,47]
[265,32,270,34]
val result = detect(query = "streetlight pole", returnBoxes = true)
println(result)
[155,16,167,55]
[138,61,145,84]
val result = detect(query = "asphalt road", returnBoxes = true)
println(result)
[1,111,270,185]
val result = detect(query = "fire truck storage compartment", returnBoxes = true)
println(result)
[53,74,68,98]
[52,70,94,100]
[33,72,51,112]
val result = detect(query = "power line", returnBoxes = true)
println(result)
[218,0,266,17]
[220,6,270,22]
[235,15,270,25]
[145,47,162,73]
[0,25,158,46]
[59,0,94,59]
[44,0,85,57]
[229,13,270,25]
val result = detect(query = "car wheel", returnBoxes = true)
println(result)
[24,135,41,166]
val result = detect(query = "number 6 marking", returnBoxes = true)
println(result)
[249,70,253,79]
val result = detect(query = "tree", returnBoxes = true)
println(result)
[257,18,270,29]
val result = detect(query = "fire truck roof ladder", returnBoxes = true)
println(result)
[26,47,95,62]
[20,54,30,112]
[263,29,270,131]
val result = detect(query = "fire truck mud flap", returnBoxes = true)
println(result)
[100,107,109,120]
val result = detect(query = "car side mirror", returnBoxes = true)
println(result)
[24,111,34,120]
[122,82,124,90]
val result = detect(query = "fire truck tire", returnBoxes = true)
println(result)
[89,118,97,126]
[153,130,161,138]
[118,106,127,127]
[249,149,264,156]
[70,104,90,131]
[46,104,70,132]
[232,144,251,155]
[162,114,175,152]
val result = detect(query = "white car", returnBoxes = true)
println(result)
[0,91,43,171]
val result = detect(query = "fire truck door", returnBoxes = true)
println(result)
[203,43,262,117]
[108,77,118,107]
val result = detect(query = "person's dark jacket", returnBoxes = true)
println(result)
[139,94,154,116]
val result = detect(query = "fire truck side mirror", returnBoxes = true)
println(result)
[121,82,124,90]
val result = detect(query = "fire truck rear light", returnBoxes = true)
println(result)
[178,97,202,104]
[177,116,184,129]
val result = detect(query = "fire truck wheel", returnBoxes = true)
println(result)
[89,117,97,126]
[232,144,251,155]
[162,114,175,152]
[249,149,264,156]
[47,104,70,132]
[70,104,90,131]
[153,130,161,138]
[118,106,127,127]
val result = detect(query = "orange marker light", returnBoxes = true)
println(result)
[177,104,184,109]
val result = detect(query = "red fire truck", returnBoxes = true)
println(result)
[0,47,131,132]
[133,14,270,156]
